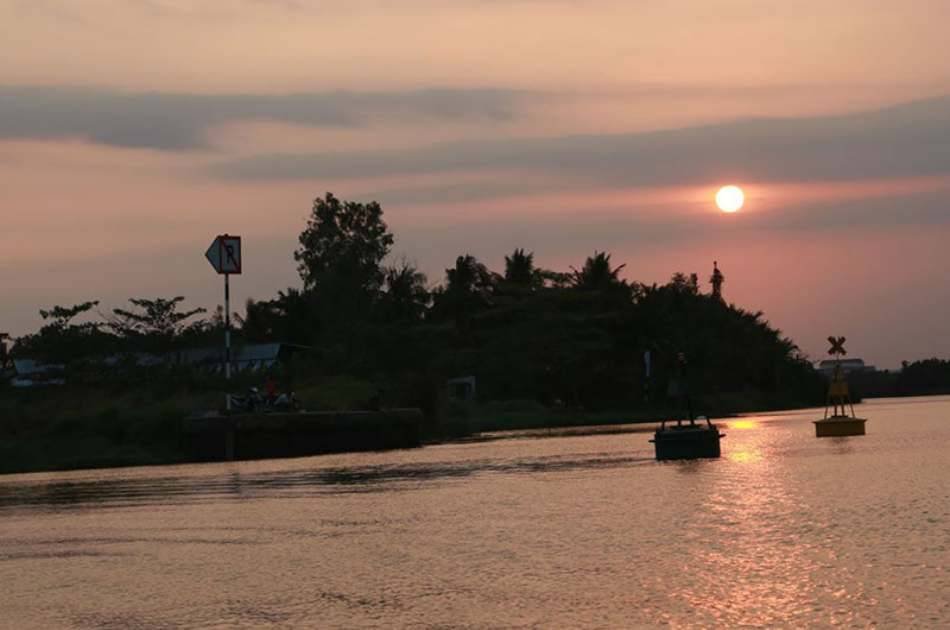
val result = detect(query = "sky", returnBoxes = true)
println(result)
[2,0,950,368]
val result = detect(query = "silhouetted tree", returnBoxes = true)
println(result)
[13,301,107,362]
[895,358,950,395]
[240,289,314,344]
[538,269,572,289]
[445,255,495,295]
[669,272,699,295]
[572,251,627,291]
[4,197,829,419]
[39,301,101,331]
[295,192,394,293]
[433,255,497,331]
[504,248,542,288]
[240,298,277,342]
[109,297,206,352]
[380,261,430,322]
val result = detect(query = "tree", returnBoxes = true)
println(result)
[380,261,430,323]
[446,255,495,295]
[294,192,394,293]
[572,251,627,291]
[432,255,497,331]
[13,300,107,362]
[240,298,277,342]
[504,248,541,288]
[240,289,315,344]
[669,272,699,295]
[38,301,101,332]
[109,297,206,351]
[538,269,572,289]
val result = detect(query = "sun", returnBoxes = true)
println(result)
[716,185,744,213]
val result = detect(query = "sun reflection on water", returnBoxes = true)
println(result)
[726,448,762,464]
[668,415,831,625]
[728,419,759,430]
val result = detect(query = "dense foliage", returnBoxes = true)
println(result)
[851,358,950,398]
[4,192,827,415]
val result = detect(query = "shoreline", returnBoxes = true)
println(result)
[0,396,819,476]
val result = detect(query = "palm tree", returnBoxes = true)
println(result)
[572,251,627,291]
[446,255,495,296]
[382,262,430,322]
[504,248,537,287]
[438,255,497,332]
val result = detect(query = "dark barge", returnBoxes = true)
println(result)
[650,417,725,461]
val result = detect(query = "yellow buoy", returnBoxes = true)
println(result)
[814,336,867,437]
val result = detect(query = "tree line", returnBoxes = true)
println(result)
[3,192,830,412]
[851,358,950,399]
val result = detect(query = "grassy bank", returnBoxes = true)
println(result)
[0,373,424,474]
[436,389,824,437]
[0,385,214,474]
[0,374,822,475]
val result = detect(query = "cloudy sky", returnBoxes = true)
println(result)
[2,0,950,367]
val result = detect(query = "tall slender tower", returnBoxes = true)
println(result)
[0,333,9,370]
[710,261,724,300]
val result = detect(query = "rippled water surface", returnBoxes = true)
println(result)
[1,397,948,628]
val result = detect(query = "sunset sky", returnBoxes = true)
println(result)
[3,0,950,367]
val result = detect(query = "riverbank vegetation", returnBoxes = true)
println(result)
[850,358,950,399]
[1,193,831,473]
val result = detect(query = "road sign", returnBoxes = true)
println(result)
[827,336,846,356]
[205,235,242,275]
[205,234,242,403]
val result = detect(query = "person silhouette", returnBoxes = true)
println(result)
[264,375,278,404]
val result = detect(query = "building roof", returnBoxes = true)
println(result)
[817,358,876,373]
[818,358,866,367]
[12,359,65,376]
[176,342,309,366]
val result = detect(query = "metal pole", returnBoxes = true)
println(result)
[225,272,232,411]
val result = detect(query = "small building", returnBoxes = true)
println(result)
[817,358,876,377]
[9,359,66,387]
[100,352,164,369]
[446,376,477,401]
[175,342,309,373]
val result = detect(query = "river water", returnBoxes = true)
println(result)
[1,397,947,628]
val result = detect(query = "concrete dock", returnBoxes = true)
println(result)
[180,408,425,462]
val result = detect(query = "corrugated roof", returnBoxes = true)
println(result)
[13,359,65,375]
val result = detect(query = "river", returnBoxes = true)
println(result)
[1,396,947,628]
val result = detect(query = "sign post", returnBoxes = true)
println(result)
[205,235,242,411]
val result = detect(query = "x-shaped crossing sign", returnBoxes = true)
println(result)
[827,336,847,356]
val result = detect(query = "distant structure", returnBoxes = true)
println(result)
[817,335,876,375]
[0,333,9,370]
[8,359,66,388]
[6,342,309,386]
[446,376,477,402]
[817,358,876,377]
[710,261,724,299]
[172,342,307,373]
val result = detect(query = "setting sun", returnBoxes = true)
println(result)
[716,185,745,212]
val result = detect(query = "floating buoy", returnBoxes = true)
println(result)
[814,336,867,438]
